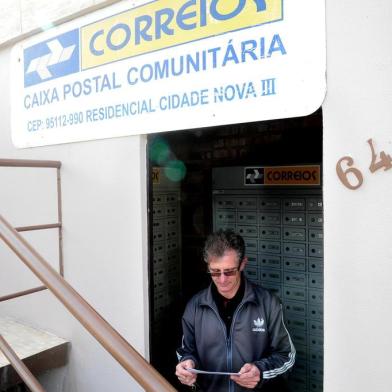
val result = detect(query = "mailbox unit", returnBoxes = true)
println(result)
[212,167,323,392]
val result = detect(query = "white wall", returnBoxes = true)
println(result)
[0,0,121,46]
[0,41,149,392]
[323,1,392,391]
[0,2,151,391]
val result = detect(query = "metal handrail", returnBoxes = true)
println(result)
[0,158,64,302]
[0,286,47,302]
[15,223,62,232]
[0,159,61,169]
[0,214,177,392]
[0,334,46,392]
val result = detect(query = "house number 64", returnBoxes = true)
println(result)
[336,138,392,190]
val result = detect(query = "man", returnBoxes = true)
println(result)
[176,230,295,391]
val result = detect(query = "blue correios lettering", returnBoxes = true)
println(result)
[261,78,276,96]
[199,0,208,26]
[213,82,256,102]
[253,0,266,12]
[268,34,287,57]
[222,40,239,66]
[189,90,207,106]
[171,57,184,76]
[186,53,200,73]
[140,99,155,113]
[24,88,60,109]
[83,78,92,95]
[27,120,42,132]
[130,101,138,115]
[90,30,104,56]
[260,37,265,58]
[140,64,154,82]
[207,47,221,68]
[106,23,131,51]
[171,94,180,109]
[177,0,197,30]
[135,15,153,45]
[100,73,122,91]
[101,74,111,91]
[154,60,170,79]
[200,89,209,105]
[245,82,256,98]
[210,0,246,21]
[127,67,139,85]
[155,8,175,39]
[63,83,72,99]
[159,96,168,111]
[86,109,94,122]
[99,107,106,120]
[234,82,256,99]
[241,40,258,62]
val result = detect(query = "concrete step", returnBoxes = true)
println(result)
[0,317,69,390]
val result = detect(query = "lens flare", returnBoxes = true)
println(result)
[164,160,186,182]
[149,139,170,165]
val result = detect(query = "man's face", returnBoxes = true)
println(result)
[208,249,246,299]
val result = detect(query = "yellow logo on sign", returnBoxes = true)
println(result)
[81,0,283,70]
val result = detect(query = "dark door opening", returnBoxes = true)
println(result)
[148,108,323,392]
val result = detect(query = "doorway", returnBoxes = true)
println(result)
[148,108,323,392]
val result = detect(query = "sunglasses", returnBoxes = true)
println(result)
[207,267,240,277]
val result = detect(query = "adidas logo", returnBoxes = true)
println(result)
[252,317,265,332]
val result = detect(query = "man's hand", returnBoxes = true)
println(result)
[231,363,261,389]
[175,359,197,386]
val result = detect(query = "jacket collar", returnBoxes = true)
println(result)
[199,276,259,307]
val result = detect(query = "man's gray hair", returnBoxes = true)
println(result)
[203,230,245,264]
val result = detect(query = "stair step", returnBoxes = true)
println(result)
[0,317,69,389]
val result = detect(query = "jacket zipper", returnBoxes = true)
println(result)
[207,300,247,392]
[229,301,246,392]
[207,305,231,391]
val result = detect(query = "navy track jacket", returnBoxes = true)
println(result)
[176,278,296,391]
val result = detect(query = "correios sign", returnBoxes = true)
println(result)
[10,0,326,147]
